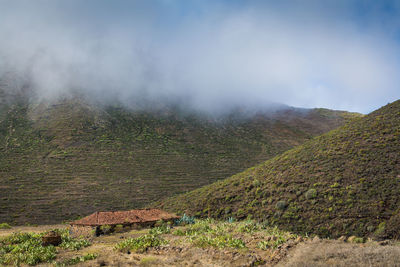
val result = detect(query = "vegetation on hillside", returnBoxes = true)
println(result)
[159,100,400,239]
[0,96,358,225]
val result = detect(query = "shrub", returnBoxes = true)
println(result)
[305,189,317,199]
[115,234,168,253]
[149,225,171,235]
[0,223,11,229]
[114,224,124,233]
[373,222,386,239]
[253,179,261,187]
[227,217,235,223]
[381,212,400,239]
[175,214,195,225]
[99,224,113,235]
[276,200,288,210]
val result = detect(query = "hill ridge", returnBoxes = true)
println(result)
[158,100,400,239]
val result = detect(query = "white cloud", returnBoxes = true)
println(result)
[0,1,398,113]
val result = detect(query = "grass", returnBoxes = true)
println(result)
[158,99,400,239]
[55,253,98,267]
[190,234,246,249]
[115,234,168,253]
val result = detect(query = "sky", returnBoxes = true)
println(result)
[0,0,399,114]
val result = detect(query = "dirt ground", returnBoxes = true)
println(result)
[1,225,400,267]
[277,239,400,267]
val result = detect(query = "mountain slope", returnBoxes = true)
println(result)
[0,97,359,224]
[159,100,400,239]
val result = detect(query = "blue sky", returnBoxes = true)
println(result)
[0,0,399,113]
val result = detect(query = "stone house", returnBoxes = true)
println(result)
[70,208,179,237]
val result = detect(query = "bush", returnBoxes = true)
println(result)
[381,212,400,239]
[373,222,386,239]
[114,224,124,233]
[99,224,113,235]
[276,200,288,210]
[0,223,11,229]
[149,225,171,235]
[227,217,235,223]
[305,189,317,199]
[175,214,195,225]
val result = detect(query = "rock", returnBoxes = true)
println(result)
[42,231,62,246]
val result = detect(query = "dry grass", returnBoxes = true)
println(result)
[278,240,400,267]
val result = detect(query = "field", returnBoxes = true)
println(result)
[0,219,399,266]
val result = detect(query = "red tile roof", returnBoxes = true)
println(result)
[70,209,179,226]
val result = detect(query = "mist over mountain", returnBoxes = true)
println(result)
[0,0,399,114]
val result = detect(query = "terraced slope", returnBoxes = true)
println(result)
[0,97,358,224]
[159,100,400,239]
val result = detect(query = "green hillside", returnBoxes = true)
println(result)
[159,100,400,239]
[0,96,358,225]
